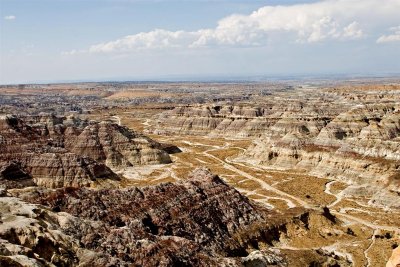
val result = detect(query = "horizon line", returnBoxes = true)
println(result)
[1,72,400,86]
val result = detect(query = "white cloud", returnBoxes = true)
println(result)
[64,0,400,54]
[342,22,364,39]
[61,49,86,56]
[89,29,200,53]
[377,26,400,43]
[4,15,16,20]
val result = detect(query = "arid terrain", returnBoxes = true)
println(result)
[0,80,399,266]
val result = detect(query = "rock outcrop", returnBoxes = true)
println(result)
[0,196,82,266]
[0,162,34,189]
[152,105,260,137]
[386,246,400,267]
[151,87,400,208]
[149,88,346,138]
[0,114,172,188]
[241,103,400,208]
[66,120,171,167]
[17,168,270,266]
[1,168,351,266]
[234,94,400,208]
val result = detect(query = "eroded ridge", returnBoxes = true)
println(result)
[1,168,351,266]
[0,114,171,188]
[1,82,400,266]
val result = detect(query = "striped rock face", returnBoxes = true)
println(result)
[0,115,172,189]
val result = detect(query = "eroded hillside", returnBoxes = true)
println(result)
[1,81,399,266]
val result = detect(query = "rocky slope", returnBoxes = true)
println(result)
[0,114,171,188]
[152,86,400,140]
[1,168,351,266]
[241,102,400,208]
[151,102,337,138]
[149,87,351,138]
[151,87,400,209]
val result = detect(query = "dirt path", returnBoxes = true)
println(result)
[138,118,398,265]
[203,146,310,208]
[324,180,344,208]
[364,229,378,267]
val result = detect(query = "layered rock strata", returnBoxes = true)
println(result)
[0,114,171,188]
[152,87,400,208]
[1,168,350,266]
[151,103,336,138]
[242,103,400,208]
[149,88,351,138]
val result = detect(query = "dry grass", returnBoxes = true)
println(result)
[267,198,290,210]
[229,139,252,149]
[328,181,349,194]
[254,189,283,198]
[245,194,266,200]
[331,198,383,213]
[147,176,176,185]
[367,232,400,267]
[105,90,173,100]
[339,240,370,266]
[172,167,193,179]
[174,152,214,167]
[237,179,262,191]
[275,175,336,206]
[120,117,146,132]
[283,213,357,249]
[220,175,248,185]
[344,210,400,228]
[208,147,242,160]
[207,166,237,176]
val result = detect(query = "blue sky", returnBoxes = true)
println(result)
[1,0,399,84]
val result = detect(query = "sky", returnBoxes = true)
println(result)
[1,0,400,84]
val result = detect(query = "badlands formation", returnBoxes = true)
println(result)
[0,114,171,188]
[152,85,400,210]
[0,81,399,266]
[0,169,351,266]
[149,84,400,266]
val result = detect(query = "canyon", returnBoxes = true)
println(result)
[0,81,399,266]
